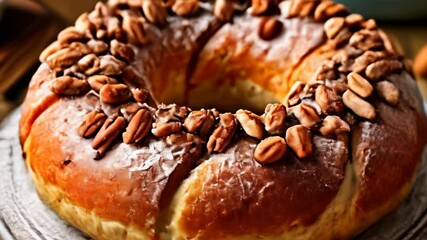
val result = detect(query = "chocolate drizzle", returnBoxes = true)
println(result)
[40,0,406,163]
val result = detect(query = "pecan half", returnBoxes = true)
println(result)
[378,29,396,55]
[183,109,216,137]
[40,41,62,62]
[351,50,388,73]
[78,108,107,138]
[75,12,96,38]
[100,84,132,104]
[347,72,373,98]
[46,48,84,70]
[110,39,135,63]
[92,115,126,159]
[88,75,119,92]
[284,81,305,107]
[235,109,265,139]
[69,42,92,55]
[324,3,348,19]
[122,15,149,46]
[123,108,152,144]
[151,104,188,137]
[107,17,126,42]
[258,17,283,41]
[152,122,182,138]
[365,59,403,81]
[376,81,400,106]
[58,26,89,44]
[319,115,350,137]
[314,1,336,22]
[214,0,234,22]
[50,76,90,96]
[291,103,321,128]
[131,88,150,103]
[349,29,383,51]
[345,13,364,27]
[285,125,312,159]
[207,113,238,153]
[263,103,287,135]
[77,53,100,73]
[87,39,109,54]
[343,89,376,120]
[99,55,127,76]
[172,0,199,16]
[288,0,318,18]
[362,19,377,30]
[142,0,167,25]
[324,17,345,39]
[254,136,287,164]
[315,85,344,115]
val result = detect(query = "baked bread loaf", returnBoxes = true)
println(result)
[19,0,427,239]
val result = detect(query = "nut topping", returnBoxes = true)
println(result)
[110,39,135,63]
[99,84,132,104]
[345,13,364,27]
[207,113,238,153]
[254,136,287,164]
[251,0,270,16]
[365,59,403,81]
[172,0,199,16]
[376,81,400,106]
[92,114,126,159]
[284,81,304,107]
[343,89,376,120]
[88,75,120,92]
[319,115,350,137]
[285,125,312,159]
[347,72,373,98]
[352,50,388,73]
[58,26,88,44]
[131,88,150,103]
[313,1,335,22]
[324,17,345,39]
[315,85,344,115]
[263,103,287,135]
[123,108,152,144]
[78,108,107,138]
[349,29,383,51]
[183,109,216,137]
[77,53,100,73]
[99,55,127,76]
[39,41,62,62]
[291,103,321,128]
[288,0,317,18]
[69,42,92,55]
[214,0,234,22]
[235,109,265,139]
[142,0,167,25]
[151,104,188,138]
[46,48,84,71]
[122,15,149,46]
[50,76,90,96]
[87,39,109,55]
[258,17,283,41]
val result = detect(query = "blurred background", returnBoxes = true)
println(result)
[0,0,426,122]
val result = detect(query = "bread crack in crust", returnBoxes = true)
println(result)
[19,0,427,239]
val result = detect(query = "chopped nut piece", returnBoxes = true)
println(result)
[87,39,109,54]
[131,88,150,103]
[122,15,149,46]
[78,108,107,138]
[365,59,403,81]
[291,103,321,128]
[315,85,344,115]
[263,103,287,135]
[99,84,132,105]
[50,76,90,96]
[343,89,376,120]
[258,17,283,41]
[286,125,312,159]
[151,104,188,137]
[254,136,287,164]
[349,29,383,51]
[142,0,167,25]
[376,81,400,106]
[207,113,238,153]
[324,17,345,39]
[110,39,135,63]
[183,109,216,137]
[235,109,265,139]
[99,55,127,76]
[319,115,350,137]
[347,72,373,98]
[284,81,305,107]
[123,108,152,144]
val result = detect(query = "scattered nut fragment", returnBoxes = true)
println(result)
[284,81,304,107]
[347,72,373,98]
[88,75,119,92]
[343,89,376,120]
[207,113,238,153]
[92,114,126,159]
[235,109,265,139]
[251,0,270,16]
[172,0,199,16]
[214,0,234,22]
[46,48,84,71]
[183,109,216,137]
[291,103,321,128]
[123,108,152,144]
[78,108,107,138]
[50,76,90,96]
[263,103,287,135]
[254,136,287,164]
[142,0,167,25]
[99,84,132,105]
[365,59,403,81]
[258,17,283,41]
[315,85,344,115]
[39,41,62,62]
[324,17,345,39]
[319,115,350,137]
[286,125,312,159]
[110,39,135,63]
[376,81,400,106]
